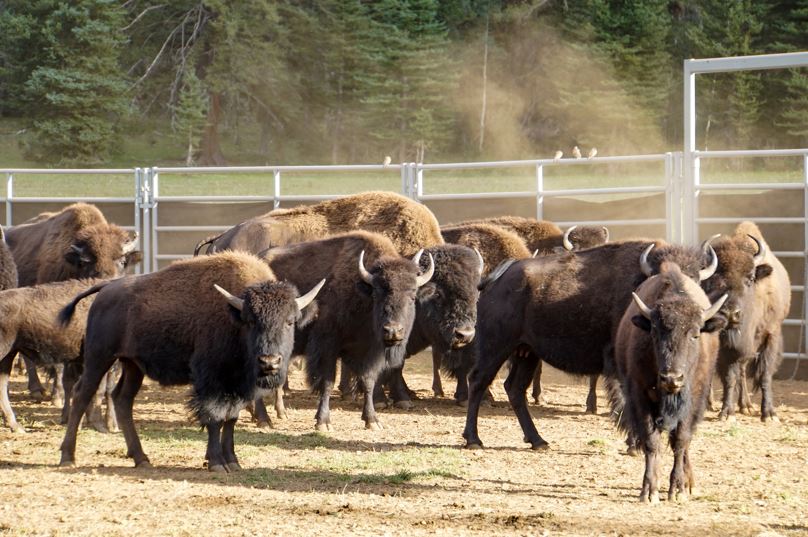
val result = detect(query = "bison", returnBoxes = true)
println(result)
[610,262,727,503]
[701,222,791,422]
[261,231,434,431]
[455,216,608,255]
[0,227,17,291]
[57,252,323,471]
[0,278,117,433]
[195,191,443,258]
[461,240,717,450]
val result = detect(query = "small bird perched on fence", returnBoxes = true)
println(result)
[572,146,582,159]
[553,150,563,162]
[383,156,392,167]
[587,147,597,159]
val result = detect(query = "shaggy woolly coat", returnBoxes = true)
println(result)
[440,223,531,276]
[5,203,138,285]
[455,216,608,255]
[0,228,17,291]
[199,191,443,257]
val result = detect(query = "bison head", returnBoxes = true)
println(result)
[214,279,324,391]
[559,225,610,252]
[413,245,482,351]
[630,264,727,430]
[700,234,772,351]
[357,249,434,348]
[64,225,140,279]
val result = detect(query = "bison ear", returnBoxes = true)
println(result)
[631,315,652,332]
[124,250,143,268]
[65,244,92,267]
[356,281,372,296]
[754,264,773,282]
[297,301,318,329]
[416,282,437,302]
[702,313,727,334]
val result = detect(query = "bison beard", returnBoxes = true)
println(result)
[655,387,692,432]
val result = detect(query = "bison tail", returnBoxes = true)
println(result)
[58,282,110,327]
[193,233,223,256]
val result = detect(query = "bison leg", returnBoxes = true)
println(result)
[530,359,543,405]
[23,356,46,402]
[338,366,357,402]
[503,353,548,450]
[111,360,149,468]
[104,365,120,433]
[431,348,445,397]
[60,356,116,466]
[59,361,83,426]
[585,375,598,414]
[0,353,25,433]
[463,347,511,449]
[717,358,740,421]
[221,418,241,472]
[205,421,228,472]
[640,430,661,504]
[248,397,273,429]
[51,363,66,409]
[668,426,693,502]
[360,372,383,430]
[737,365,753,415]
[705,376,715,412]
[274,388,288,420]
[388,366,414,410]
[758,332,782,422]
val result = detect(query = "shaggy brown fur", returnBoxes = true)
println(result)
[0,278,102,433]
[0,228,18,291]
[197,191,443,257]
[461,239,715,450]
[58,252,316,471]
[5,203,140,286]
[441,224,531,276]
[456,216,607,254]
[702,222,791,421]
[262,231,426,431]
[611,263,725,502]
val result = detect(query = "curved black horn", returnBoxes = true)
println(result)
[562,225,577,251]
[640,244,654,277]
[748,234,767,266]
[358,250,373,284]
[699,244,718,281]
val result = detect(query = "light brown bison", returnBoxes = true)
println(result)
[701,222,791,422]
[0,278,115,433]
[611,263,726,502]
[58,252,323,471]
[455,216,608,255]
[0,228,17,291]
[195,191,443,257]
[462,240,718,450]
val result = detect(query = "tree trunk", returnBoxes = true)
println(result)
[478,15,489,153]
[198,91,226,166]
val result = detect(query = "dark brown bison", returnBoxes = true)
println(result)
[261,231,434,431]
[57,252,323,471]
[701,222,791,422]
[6,202,140,286]
[0,228,17,291]
[195,191,443,258]
[455,216,608,255]
[0,278,116,433]
[462,240,717,450]
[610,262,726,503]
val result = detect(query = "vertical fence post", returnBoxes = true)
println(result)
[664,153,673,243]
[134,168,143,274]
[273,169,281,209]
[535,163,544,221]
[683,60,697,245]
[415,164,424,200]
[801,153,808,376]
[673,152,683,244]
[150,168,159,273]
[400,164,409,199]
[5,172,12,227]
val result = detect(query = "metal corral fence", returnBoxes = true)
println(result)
[2,151,807,378]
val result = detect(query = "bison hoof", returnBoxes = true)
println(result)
[275,411,288,420]
[135,460,152,469]
[463,441,484,450]
[89,422,110,434]
[626,446,640,457]
[739,406,752,416]
[454,399,469,408]
[315,422,332,432]
[762,414,780,424]
[530,440,550,451]
[669,490,689,503]
[256,420,273,430]
[59,459,76,468]
[365,421,383,431]
[433,389,445,398]
[393,400,414,410]
[11,425,27,434]
[640,491,660,504]
[226,462,242,472]
[29,389,45,403]
[209,464,227,473]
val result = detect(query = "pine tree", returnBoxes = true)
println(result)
[173,70,208,166]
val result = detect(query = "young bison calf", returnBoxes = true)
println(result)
[57,252,323,472]
[611,263,727,503]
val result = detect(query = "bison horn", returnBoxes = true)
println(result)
[415,252,435,287]
[702,293,728,323]
[213,284,244,311]
[0,226,4,244]
[532,249,539,258]
[699,244,718,281]
[640,244,654,277]
[296,278,326,310]
[700,233,721,253]
[122,232,139,255]
[602,226,610,243]
[748,234,767,266]
[358,250,374,284]
[473,248,484,275]
[631,292,653,320]
[562,225,577,251]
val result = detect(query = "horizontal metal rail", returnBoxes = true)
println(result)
[0,197,134,203]
[0,168,133,174]
[697,183,805,191]
[416,154,667,170]
[153,164,402,173]
[695,148,808,158]
[554,218,667,227]
[697,216,806,224]
[154,225,232,232]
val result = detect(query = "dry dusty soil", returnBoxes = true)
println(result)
[1,354,806,537]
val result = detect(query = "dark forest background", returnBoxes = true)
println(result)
[0,0,806,166]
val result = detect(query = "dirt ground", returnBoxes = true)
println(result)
[0,353,806,537]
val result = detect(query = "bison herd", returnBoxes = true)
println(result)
[0,192,792,503]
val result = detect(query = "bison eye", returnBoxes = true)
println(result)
[691,333,700,341]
